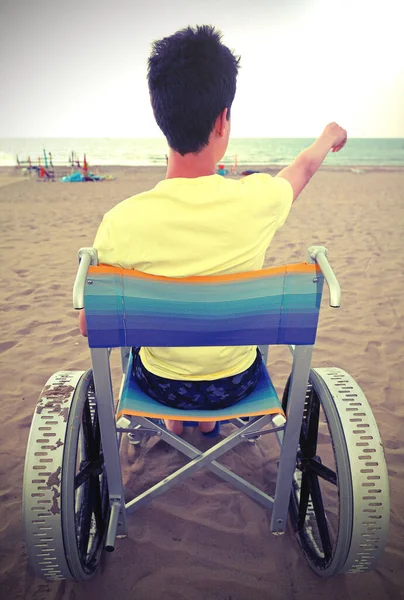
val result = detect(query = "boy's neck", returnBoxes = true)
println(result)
[165,147,217,179]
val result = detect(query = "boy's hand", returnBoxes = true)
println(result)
[322,122,347,153]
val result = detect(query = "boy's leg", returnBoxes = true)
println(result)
[198,421,216,433]
[164,419,184,435]
[163,420,216,434]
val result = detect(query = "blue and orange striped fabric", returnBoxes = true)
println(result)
[116,352,284,421]
[84,263,324,349]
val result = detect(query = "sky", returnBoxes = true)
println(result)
[0,0,403,138]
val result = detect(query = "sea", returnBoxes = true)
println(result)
[1,137,403,168]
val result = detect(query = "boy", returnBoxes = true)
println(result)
[80,25,347,435]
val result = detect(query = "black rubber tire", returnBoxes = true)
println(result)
[282,369,354,577]
[61,370,109,580]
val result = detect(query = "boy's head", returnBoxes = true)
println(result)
[148,25,240,157]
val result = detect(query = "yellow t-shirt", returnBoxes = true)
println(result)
[93,173,293,380]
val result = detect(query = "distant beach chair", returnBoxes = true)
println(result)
[38,165,55,181]
[23,246,390,581]
[16,152,55,180]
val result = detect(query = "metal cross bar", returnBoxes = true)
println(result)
[125,415,276,513]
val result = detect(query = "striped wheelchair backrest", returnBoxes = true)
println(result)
[84,263,324,348]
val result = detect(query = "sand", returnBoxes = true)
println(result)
[0,165,403,600]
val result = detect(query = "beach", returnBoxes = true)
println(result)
[0,165,403,600]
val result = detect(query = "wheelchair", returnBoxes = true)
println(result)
[23,245,390,581]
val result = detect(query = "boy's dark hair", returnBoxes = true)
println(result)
[147,25,240,155]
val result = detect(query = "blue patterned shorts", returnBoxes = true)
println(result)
[132,348,262,410]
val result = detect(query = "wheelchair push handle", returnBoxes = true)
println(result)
[72,245,340,309]
[308,245,341,308]
[73,247,98,309]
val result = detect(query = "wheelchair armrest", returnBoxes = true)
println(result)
[308,246,341,308]
[73,247,99,309]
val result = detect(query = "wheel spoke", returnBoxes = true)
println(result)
[76,470,106,567]
[80,475,104,566]
[297,472,311,530]
[300,389,320,458]
[76,399,106,566]
[77,482,94,561]
[307,457,337,486]
[309,472,333,559]
[92,410,101,458]
[81,399,95,458]
[306,391,320,454]
[91,476,104,534]
[75,460,93,489]
[75,454,104,489]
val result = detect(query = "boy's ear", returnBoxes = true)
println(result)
[215,108,228,136]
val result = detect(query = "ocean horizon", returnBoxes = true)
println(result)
[1,137,404,168]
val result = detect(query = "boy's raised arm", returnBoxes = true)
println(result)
[276,122,347,202]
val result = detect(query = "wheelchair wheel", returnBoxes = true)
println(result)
[282,367,389,577]
[23,370,109,581]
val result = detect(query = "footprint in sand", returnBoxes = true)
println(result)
[365,340,381,351]
[385,438,400,450]
[16,319,61,335]
[2,303,31,313]
[14,269,30,277]
[15,304,30,312]
[51,327,80,343]
[0,341,17,354]
[365,340,383,367]
[20,288,35,296]
[4,289,34,302]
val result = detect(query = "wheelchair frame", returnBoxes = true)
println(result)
[23,246,390,580]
